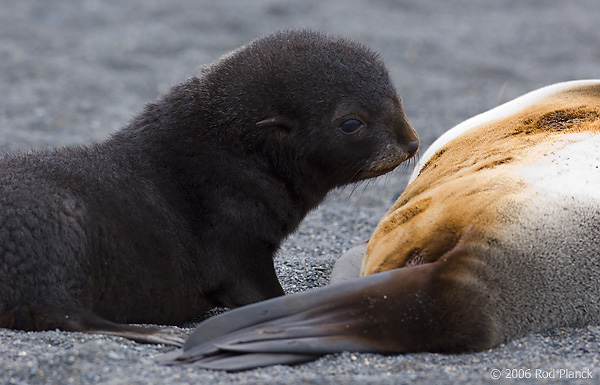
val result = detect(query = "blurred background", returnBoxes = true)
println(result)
[2,0,598,154]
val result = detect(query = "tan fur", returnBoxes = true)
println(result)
[362,84,600,275]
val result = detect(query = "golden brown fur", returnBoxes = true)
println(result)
[363,84,600,274]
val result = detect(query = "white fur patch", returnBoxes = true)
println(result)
[409,79,600,183]
[518,133,600,202]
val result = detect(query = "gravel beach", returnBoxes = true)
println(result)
[1,1,599,384]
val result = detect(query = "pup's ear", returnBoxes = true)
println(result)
[256,116,297,131]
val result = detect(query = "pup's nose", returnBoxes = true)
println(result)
[405,137,420,158]
[397,118,419,159]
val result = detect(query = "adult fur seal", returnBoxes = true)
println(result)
[161,80,600,370]
[0,30,419,345]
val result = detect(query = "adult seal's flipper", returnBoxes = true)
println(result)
[157,259,468,371]
[156,275,382,371]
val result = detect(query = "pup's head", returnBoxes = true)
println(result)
[203,29,419,193]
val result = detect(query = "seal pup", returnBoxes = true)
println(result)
[160,80,600,370]
[0,30,419,345]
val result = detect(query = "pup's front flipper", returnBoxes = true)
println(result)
[1,306,186,346]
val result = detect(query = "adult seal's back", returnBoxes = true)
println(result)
[0,30,418,344]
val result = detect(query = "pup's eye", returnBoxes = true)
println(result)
[339,118,364,135]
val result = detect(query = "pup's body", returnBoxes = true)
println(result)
[0,30,418,344]
[162,80,600,370]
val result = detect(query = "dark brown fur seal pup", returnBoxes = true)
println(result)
[160,80,600,370]
[0,30,419,345]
